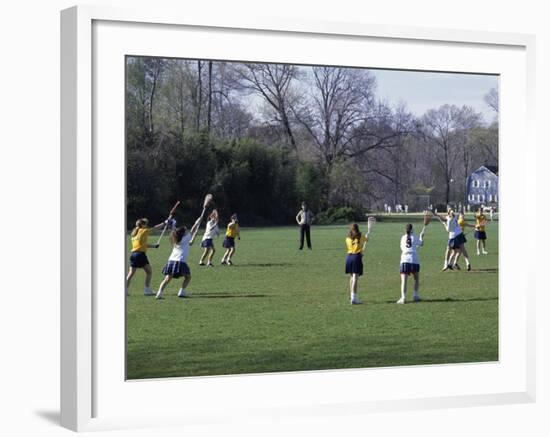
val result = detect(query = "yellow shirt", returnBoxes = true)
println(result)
[475,213,486,231]
[131,227,151,252]
[346,235,366,254]
[458,216,466,231]
[226,222,240,238]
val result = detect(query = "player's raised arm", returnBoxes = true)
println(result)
[419,227,426,243]
[436,213,448,230]
[152,216,172,230]
[361,233,369,252]
[190,213,204,238]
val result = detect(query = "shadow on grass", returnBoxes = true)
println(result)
[191,292,269,299]
[237,262,293,268]
[381,296,498,304]
[470,268,498,273]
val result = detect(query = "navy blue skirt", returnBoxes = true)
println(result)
[448,233,466,249]
[201,238,214,248]
[345,253,363,276]
[162,260,191,278]
[223,236,235,248]
[129,251,149,268]
[400,262,420,275]
[474,230,487,240]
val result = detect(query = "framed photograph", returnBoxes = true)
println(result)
[61,5,536,432]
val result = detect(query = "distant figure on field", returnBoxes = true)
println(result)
[296,201,314,250]
[475,207,489,255]
[221,213,241,266]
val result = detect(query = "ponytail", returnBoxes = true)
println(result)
[348,223,361,240]
[171,226,187,245]
[131,218,149,237]
[405,223,413,248]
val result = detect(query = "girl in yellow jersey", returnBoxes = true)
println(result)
[221,214,240,266]
[126,217,169,296]
[345,223,368,305]
[474,208,489,255]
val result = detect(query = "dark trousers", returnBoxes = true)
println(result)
[299,224,312,249]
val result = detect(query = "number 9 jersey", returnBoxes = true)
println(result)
[400,233,423,265]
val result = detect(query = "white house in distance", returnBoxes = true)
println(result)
[466,165,499,208]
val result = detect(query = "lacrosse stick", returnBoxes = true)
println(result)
[203,193,213,209]
[154,200,181,247]
[421,210,432,234]
[193,194,215,229]
[366,216,376,236]
[362,216,376,250]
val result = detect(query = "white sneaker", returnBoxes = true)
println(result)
[477,251,480,256]
[482,250,488,255]
[351,297,363,305]
[396,297,405,304]
[177,290,188,298]
[227,260,233,266]
[144,288,155,296]
[413,295,421,302]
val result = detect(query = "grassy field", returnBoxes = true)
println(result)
[126,217,498,380]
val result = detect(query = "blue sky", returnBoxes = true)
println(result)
[370,69,498,124]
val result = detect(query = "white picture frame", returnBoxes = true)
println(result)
[60,5,536,432]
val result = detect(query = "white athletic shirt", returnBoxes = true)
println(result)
[202,219,219,241]
[446,216,463,239]
[296,210,314,225]
[168,233,193,263]
[400,233,423,264]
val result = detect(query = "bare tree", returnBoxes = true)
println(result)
[293,67,416,206]
[207,61,213,132]
[422,104,481,204]
[484,87,499,113]
[292,67,375,168]
[196,60,203,131]
[144,59,165,134]
[235,63,300,150]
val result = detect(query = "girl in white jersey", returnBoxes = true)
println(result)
[436,209,471,271]
[155,210,205,299]
[198,209,220,267]
[397,223,425,304]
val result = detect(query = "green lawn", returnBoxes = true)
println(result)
[126,218,498,379]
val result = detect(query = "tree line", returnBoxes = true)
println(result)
[126,56,498,227]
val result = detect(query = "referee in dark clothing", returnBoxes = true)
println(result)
[296,202,314,250]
